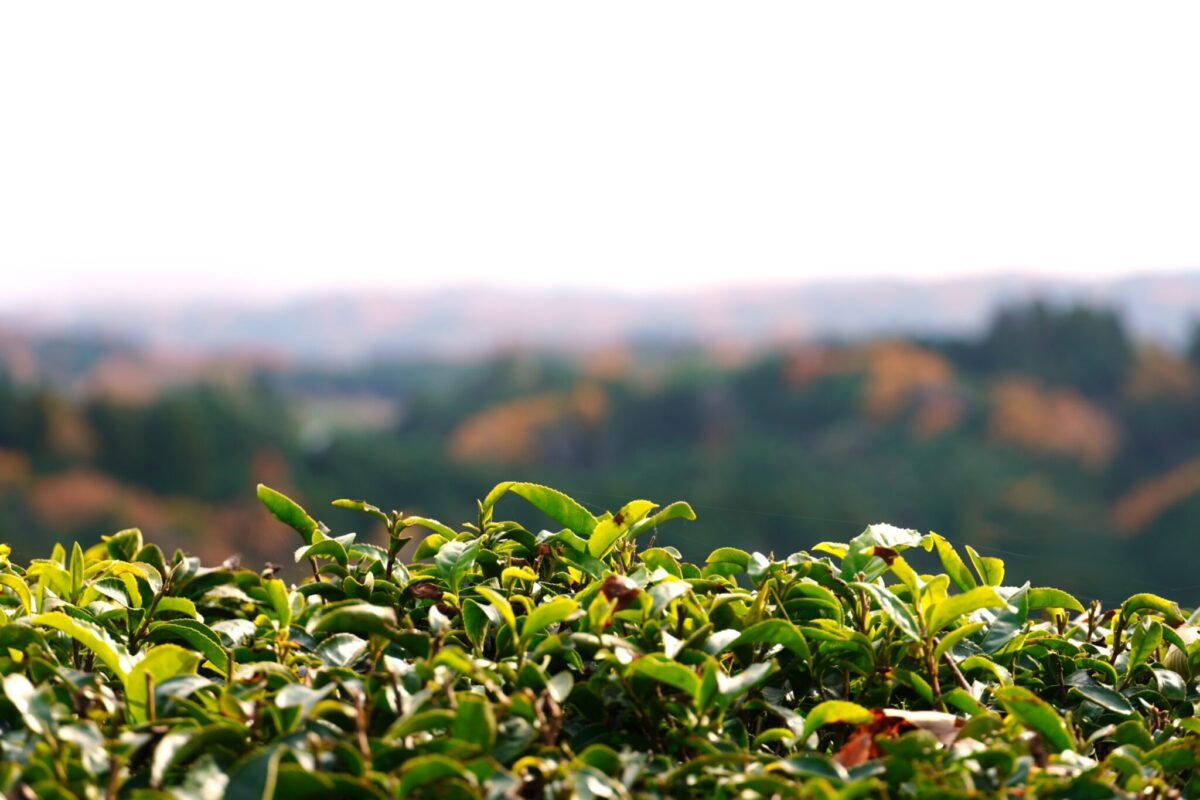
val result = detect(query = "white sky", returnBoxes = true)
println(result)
[2,2,1199,307]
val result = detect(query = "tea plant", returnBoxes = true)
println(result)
[0,481,1197,798]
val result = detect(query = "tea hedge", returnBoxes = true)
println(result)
[0,481,1198,798]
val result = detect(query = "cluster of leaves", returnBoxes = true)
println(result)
[0,482,1198,798]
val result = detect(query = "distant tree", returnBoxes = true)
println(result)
[1187,319,1200,369]
[974,301,1133,396]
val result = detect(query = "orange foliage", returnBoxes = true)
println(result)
[1125,346,1197,401]
[912,391,967,438]
[45,399,97,459]
[783,346,843,387]
[0,338,37,383]
[861,342,957,420]
[989,378,1119,467]
[784,342,962,434]
[448,384,609,465]
[83,352,273,404]
[28,469,131,527]
[1112,458,1200,534]
[0,449,31,486]
[249,448,292,487]
[24,469,296,566]
[580,346,634,380]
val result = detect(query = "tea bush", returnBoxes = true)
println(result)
[0,481,1198,798]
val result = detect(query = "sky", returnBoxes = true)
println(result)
[2,2,1199,308]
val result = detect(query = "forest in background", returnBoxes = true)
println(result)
[1,301,1199,605]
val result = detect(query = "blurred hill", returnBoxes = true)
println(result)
[5,272,1200,361]
[1,298,1199,605]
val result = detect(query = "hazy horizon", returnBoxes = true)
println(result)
[4,267,1200,313]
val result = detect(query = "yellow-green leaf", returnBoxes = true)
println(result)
[256,485,318,545]
[925,586,1006,635]
[483,482,597,536]
[520,597,577,647]
[800,700,875,741]
[994,686,1074,752]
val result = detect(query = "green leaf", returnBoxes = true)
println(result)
[1027,587,1085,613]
[483,482,598,536]
[453,692,497,751]
[33,611,130,676]
[1121,593,1184,625]
[0,573,33,615]
[1145,738,1200,773]
[994,686,1075,752]
[402,516,460,540]
[434,538,482,595]
[961,655,1012,686]
[1127,619,1163,677]
[981,584,1029,654]
[314,633,368,667]
[462,599,490,649]
[629,654,700,697]
[474,585,517,634]
[88,577,132,607]
[943,688,985,716]
[310,601,396,637]
[648,580,690,615]
[103,528,143,561]
[628,501,696,539]
[294,538,349,566]
[388,709,457,739]
[852,581,921,641]
[398,755,474,797]
[273,766,337,798]
[265,579,292,628]
[28,559,72,602]
[275,683,335,720]
[69,541,84,603]
[724,619,811,664]
[587,500,656,558]
[154,597,199,619]
[705,548,751,569]
[146,620,229,673]
[3,673,54,736]
[257,485,318,545]
[964,545,1005,586]
[696,658,719,711]
[332,498,389,525]
[1070,684,1134,717]
[842,524,922,580]
[1152,667,1187,702]
[224,746,284,800]
[800,700,875,741]
[925,533,977,592]
[933,621,985,663]
[520,597,577,647]
[556,547,607,580]
[1077,657,1120,687]
[412,533,448,561]
[885,554,921,597]
[925,586,1006,635]
[125,644,201,722]
[502,566,538,584]
[717,661,775,705]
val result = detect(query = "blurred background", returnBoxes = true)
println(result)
[2,3,1199,604]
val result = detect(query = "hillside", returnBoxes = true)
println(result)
[0,301,1198,604]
